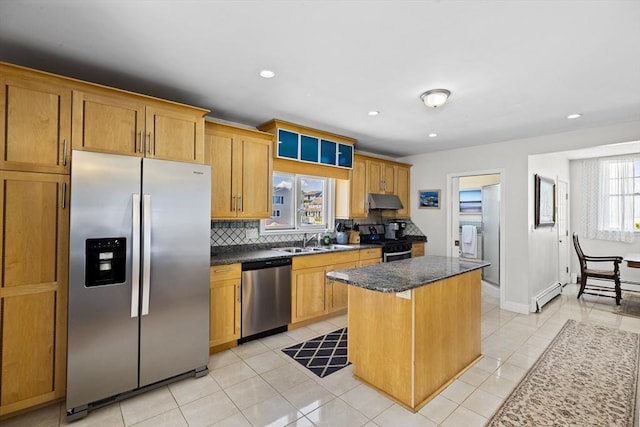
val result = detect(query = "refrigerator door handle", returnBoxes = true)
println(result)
[131,194,141,318]
[142,194,152,315]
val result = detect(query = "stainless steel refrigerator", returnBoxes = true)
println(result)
[66,150,211,420]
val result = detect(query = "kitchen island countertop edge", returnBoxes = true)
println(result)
[327,255,490,293]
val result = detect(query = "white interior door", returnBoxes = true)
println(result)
[557,180,570,284]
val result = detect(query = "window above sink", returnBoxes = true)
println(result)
[261,172,335,234]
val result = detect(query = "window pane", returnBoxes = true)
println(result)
[265,172,294,229]
[278,129,299,159]
[320,140,337,165]
[300,135,319,162]
[338,144,353,168]
[298,176,325,227]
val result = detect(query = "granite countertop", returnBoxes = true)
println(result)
[210,244,379,266]
[326,255,489,293]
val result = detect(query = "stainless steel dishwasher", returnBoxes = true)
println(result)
[240,257,292,341]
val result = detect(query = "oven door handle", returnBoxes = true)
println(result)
[384,249,413,262]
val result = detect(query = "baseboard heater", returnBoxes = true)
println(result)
[532,282,562,312]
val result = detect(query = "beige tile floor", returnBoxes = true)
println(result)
[4,283,640,427]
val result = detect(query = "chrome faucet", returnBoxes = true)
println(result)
[302,233,319,248]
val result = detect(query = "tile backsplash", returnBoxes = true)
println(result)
[210,219,425,251]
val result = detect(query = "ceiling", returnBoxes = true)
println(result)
[1,1,639,158]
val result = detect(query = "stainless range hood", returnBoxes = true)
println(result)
[368,193,403,210]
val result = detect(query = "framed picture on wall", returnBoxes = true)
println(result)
[534,174,555,228]
[418,189,441,209]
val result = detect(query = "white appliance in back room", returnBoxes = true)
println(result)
[66,150,211,420]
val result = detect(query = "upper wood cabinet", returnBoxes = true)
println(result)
[205,121,273,219]
[395,165,411,219]
[0,171,69,416]
[72,90,206,163]
[366,159,395,194]
[336,155,367,219]
[0,69,71,174]
[1,62,208,167]
[258,119,354,181]
[337,154,412,220]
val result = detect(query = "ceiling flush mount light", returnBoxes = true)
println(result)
[368,111,379,116]
[259,69,275,79]
[567,113,582,119]
[420,89,451,108]
[428,133,438,138]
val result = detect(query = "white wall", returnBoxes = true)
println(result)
[527,152,570,299]
[402,120,640,312]
[570,160,640,284]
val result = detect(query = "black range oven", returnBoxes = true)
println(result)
[360,226,412,262]
[380,240,412,262]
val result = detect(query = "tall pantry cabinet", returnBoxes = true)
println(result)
[0,62,208,418]
[0,64,70,416]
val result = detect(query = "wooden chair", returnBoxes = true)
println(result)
[572,233,623,304]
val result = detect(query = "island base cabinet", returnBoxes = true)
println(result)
[348,269,481,411]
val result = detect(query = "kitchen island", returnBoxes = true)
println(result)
[327,255,490,411]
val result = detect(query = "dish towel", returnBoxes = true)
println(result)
[461,225,477,258]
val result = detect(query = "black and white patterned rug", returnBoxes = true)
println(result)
[487,319,640,426]
[282,328,349,378]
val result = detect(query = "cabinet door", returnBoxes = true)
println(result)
[350,156,368,218]
[237,135,272,219]
[412,243,425,258]
[359,258,381,267]
[0,75,71,174]
[72,90,145,156]
[292,266,327,323]
[395,166,410,218]
[147,104,204,163]
[0,171,68,411]
[366,160,384,194]
[210,279,240,347]
[327,261,357,312]
[384,164,395,194]
[206,133,236,218]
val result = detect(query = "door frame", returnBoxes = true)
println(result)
[556,179,570,285]
[446,168,506,307]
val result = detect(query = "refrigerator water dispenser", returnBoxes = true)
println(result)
[85,238,126,287]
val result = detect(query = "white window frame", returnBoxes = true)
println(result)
[582,155,639,243]
[261,173,335,235]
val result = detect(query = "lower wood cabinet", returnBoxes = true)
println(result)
[412,242,425,258]
[327,261,358,312]
[358,247,382,267]
[0,171,69,416]
[292,265,329,322]
[291,249,382,324]
[209,264,241,349]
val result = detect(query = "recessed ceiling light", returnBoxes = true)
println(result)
[567,113,582,119]
[368,111,379,116]
[428,133,438,138]
[259,69,275,79]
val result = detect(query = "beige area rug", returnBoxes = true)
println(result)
[614,293,640,318]
[487,319,639,427]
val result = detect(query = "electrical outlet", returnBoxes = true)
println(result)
[245,228,259,239]
[396,290,411,300]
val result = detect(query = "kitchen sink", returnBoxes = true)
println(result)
[273,246,329,253]
[272,245,353,254]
